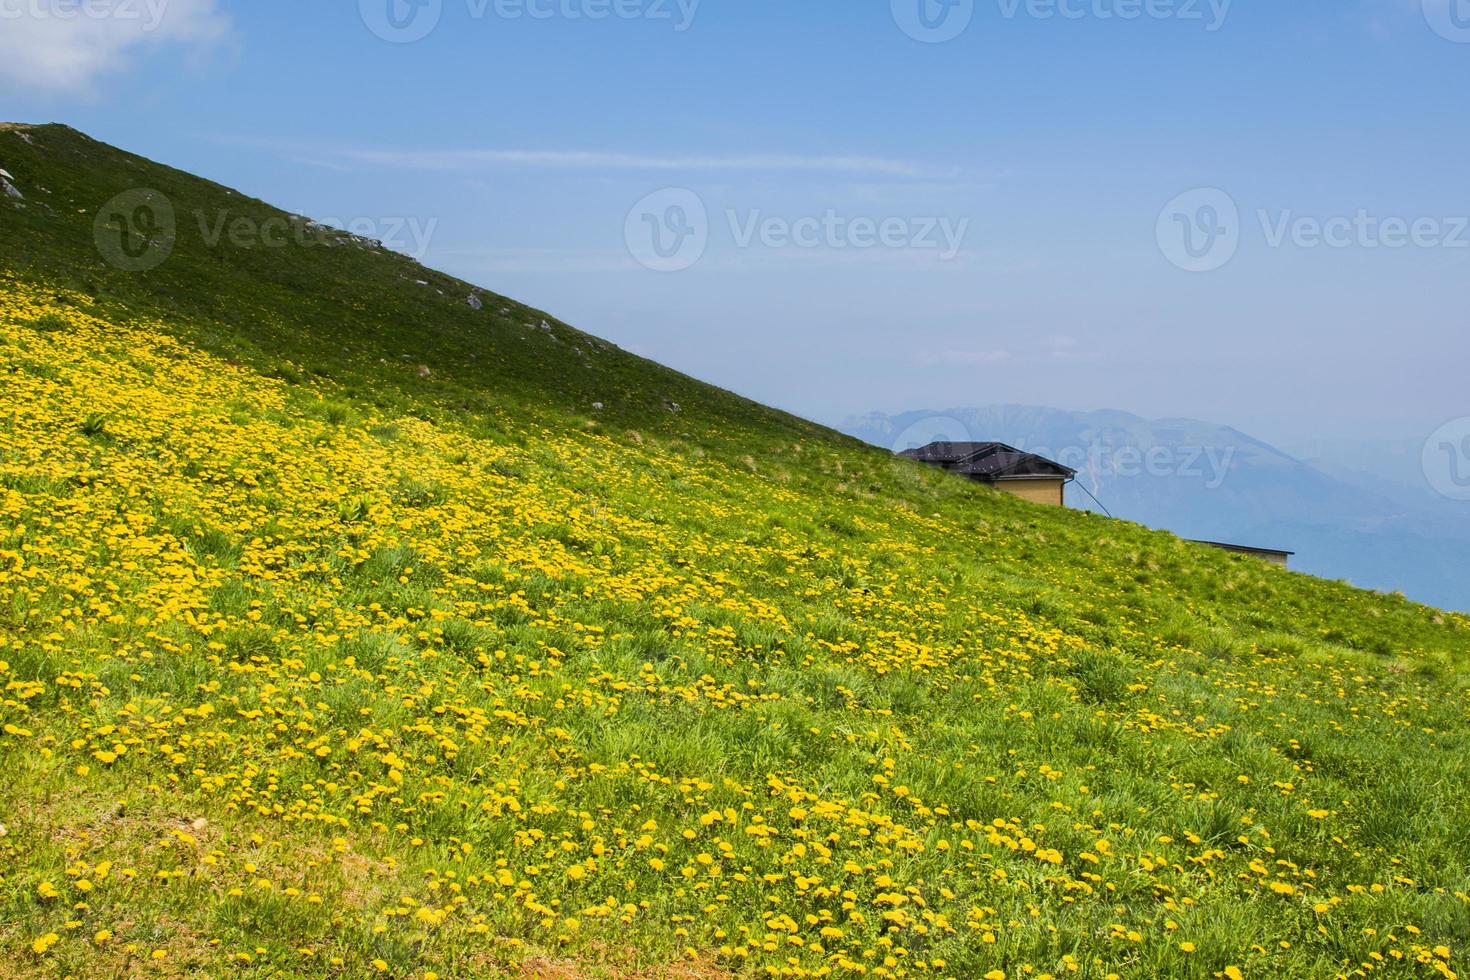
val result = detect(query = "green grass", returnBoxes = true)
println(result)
[0,123,1467,979]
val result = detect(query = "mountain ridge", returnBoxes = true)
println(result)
[842,405,1469,610]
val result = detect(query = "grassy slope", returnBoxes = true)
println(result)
[0,124,1467,979]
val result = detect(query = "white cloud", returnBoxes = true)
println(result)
[0,0,231,96]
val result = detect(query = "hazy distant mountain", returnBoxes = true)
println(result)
[842,406,1470,612]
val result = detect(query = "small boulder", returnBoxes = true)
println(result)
[1,178,22,200]
[467,294,483,311]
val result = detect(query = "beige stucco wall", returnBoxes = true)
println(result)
[996,478,1065,507]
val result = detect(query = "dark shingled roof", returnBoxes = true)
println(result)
[898,441,1010,464]
[954,451,1076,480]
[899,441,1077,480]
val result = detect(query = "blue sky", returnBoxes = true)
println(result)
[3,0,1468,447]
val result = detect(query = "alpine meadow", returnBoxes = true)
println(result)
[0,125,1467,979]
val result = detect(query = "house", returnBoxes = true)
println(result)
[899,441,1076,507]
[1189,539,1294,568]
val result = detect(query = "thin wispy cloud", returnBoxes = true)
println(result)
[435,245,981,275]
[338,148,954,179]
[208,135,959,180]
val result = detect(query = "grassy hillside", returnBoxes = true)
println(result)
[0,124,1467,979]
